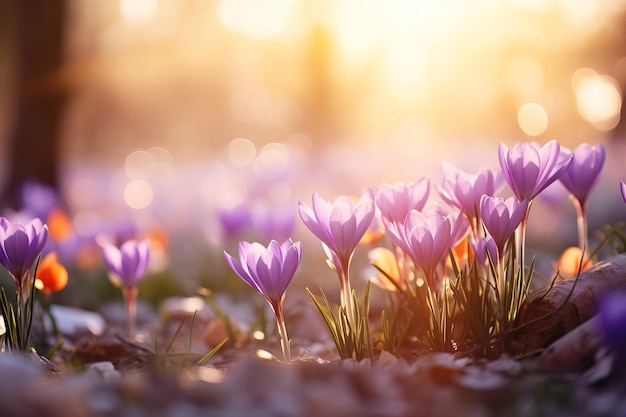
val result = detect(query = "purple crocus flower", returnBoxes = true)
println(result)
[99,239,150,288]
[597,291,626,356]
[375,179,430,223]
[299,189,375,325]
[620,181,626,203]
[498,140,573,202]
[479,195,528,258]
[559,143,605,209]
[0,217,48,292]
[20,180,60,221]
[298,189,375,273]
[218,204,251,240]
[470,235,498,266]
[224,239,301,361]
[250,202,296,242]
[384,209,464,291]
[224,239,302,314]
[438,162,504,224]
[98,238,150,338]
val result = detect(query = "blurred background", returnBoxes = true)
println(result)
[0,0,626,304]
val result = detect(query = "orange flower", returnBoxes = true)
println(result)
[35,252,68,295]
[368,247,404,291]
[360,224,385,245]
[555,246,592,278]
[46,208,73,241]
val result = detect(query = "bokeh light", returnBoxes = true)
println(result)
[124,180,154,209]
[573,70,622,131]
[228,138,257,167]
[518,102,549,137]
[253,142,290,178]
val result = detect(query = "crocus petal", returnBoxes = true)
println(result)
[0,217,48,289]
[376,179,430,223]
[100,240,123,275]
[559,143,605,206]
[299,189,374,272]
[225,239,301,311]
[499,140,573,202]
[479,195,528,254]
[438,163,503,220]
[383,209,457,290]
[99,238,150,287]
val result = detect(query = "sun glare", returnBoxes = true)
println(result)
[574,72,622,131]
[216,0,295,40]
[124,180,154,209]
[66,0,626,160]
[119,0,158,24]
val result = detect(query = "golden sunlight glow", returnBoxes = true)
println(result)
[195,366,224,384]
[216,0,295,40]
[573,69,622,131]
[517,103,548,136]
[124,180,154,209]
[360,95,392,130]
[255,349,275,360]
[63,0,626,160]
[559,0,608,33]
[507,55,545,101]
[507,0,550,13]
[119,0,158,24]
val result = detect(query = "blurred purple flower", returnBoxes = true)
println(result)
[298,189,375,272]
[559,143,605,209]
[224,239,302,313]
[620,181,626,203]
[0,217,48,292]
[597,291,626,356]
[250,202,296,242]
[384,209,464,290]
[375,179,430,223]
[20,180,60,220]
[479,195,528,258]
[470,235,498,266]
[438,162,503,222]
[498,140,573,202]
[218,204,251,240]
[99,239,150,288]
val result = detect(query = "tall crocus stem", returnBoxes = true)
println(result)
[495,254,507,332]
[274,303,291,362]
[573,198,589,255]
[122,285,138,338]
[16,287,28,351]
[339,262,356,329]
[517,202,532,281]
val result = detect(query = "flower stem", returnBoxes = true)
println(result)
[339,265,356,330]
[274,304,291,362]
[573,198,589,256]
[122,286,138,339]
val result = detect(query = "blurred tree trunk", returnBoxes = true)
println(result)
[4,0,67,209]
